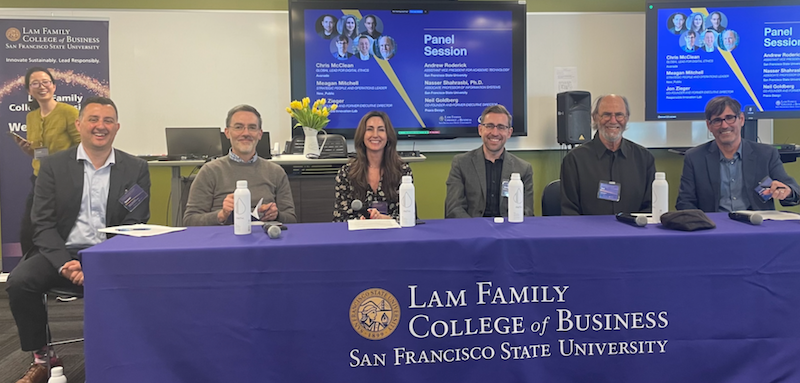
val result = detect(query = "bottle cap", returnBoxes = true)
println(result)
[237,180,248,188]
[511,173,521,180]
[51,366,64,376]
[655,172,665,180]
[402,175,413,183]
[494,217,504,223]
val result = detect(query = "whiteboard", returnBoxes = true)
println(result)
[0,9,772,154]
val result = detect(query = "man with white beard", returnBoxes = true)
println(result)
[560,94,656,215]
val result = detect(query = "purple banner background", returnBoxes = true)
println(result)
[0,19,109,271]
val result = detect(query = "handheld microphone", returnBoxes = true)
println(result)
[728,211,763,225]
[263,224,282,238]
[351,199,369,218]
[615,213,647,227]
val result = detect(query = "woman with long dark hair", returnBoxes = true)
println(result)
[333,111,412,221]
[11,67,80,256]
[340,14,359,41]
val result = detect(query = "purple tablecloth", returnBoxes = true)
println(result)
[82,214,800,382]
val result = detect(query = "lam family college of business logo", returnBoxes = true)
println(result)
[6,27,21,41]
[350,288,401,340]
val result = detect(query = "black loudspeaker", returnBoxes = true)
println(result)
[742,105,758,142]
[557,91,592,145]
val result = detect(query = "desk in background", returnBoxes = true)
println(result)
[148,154,426,225]
[82,214,800,382]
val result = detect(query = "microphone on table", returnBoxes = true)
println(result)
[263,224,282,239]
[728,211,763,225]
[616,212,647,227]
[351,199,369,219]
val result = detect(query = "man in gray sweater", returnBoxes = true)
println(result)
[183,105,297,225]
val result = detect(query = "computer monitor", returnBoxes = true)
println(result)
[165,127,223,160]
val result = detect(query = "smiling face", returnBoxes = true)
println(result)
[337,38,349,56]
[479,112,512,156]
[723,31,736,50]
[693,14,703,30]
[346,17,356,34]
[593,96,628,145]
[686,32,696,47]
[27,70,55,103]
[704,31,715,48]
[363,116,388,154]
[76,102,120,153]
[707,106,742,147]
[358,37,371,55]
[322,16,334,34]
[672,14,685,30]
[379,37,393,58]
[225,110,262,159]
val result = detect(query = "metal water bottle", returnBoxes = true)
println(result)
[652,172,669,223]
[399,175,415,227]
[508,173,524,223]
[234,180,251,235]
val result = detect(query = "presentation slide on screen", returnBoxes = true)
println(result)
[655,5,800,119]
[304,9,513,134]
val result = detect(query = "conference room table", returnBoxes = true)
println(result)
[81,213,800,382]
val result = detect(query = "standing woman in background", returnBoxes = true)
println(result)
[11,67,80,256]
[333,111,412,221]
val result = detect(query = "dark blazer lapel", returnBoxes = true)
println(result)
[741,140,761,207]
[106,149,125,220]
[705,142,721,205]
[471,148,487,205]
[66,148,84,217]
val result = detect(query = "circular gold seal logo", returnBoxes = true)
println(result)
[350,288,400,340]
[6,27,21,42]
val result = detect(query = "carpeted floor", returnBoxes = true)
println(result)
[0,288,85,383]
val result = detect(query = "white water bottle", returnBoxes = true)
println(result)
[508,173,524,223]
[233,180,251,235]
[48,366,67,383]
[399,175,415,227]
[652,172,669,223]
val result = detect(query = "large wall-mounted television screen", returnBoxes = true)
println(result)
[289,1,527,139]
[646,1,800,121]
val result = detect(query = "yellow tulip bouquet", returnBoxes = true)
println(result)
[286,97,338,131]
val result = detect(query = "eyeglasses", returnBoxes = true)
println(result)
[29,80,52,88]
[480,123,511,131]
[599,112,628,122]
[708,114,738,127]
[229,125,261,133]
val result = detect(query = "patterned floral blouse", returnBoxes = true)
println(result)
[333,161,413,221]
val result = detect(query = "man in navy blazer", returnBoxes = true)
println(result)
[6,97,150,383]
[676,96,799,212]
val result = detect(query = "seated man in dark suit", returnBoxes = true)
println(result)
[445,104,534,218]
[6,97,150,383]
[677,96,799,212]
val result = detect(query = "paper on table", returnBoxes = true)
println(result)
[347,219,401,231]
[252,197,263,219]
[747,210,800,221]
[100,224,186,237]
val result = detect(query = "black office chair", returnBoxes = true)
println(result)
[541,179,561,216]
[43,285,84,375]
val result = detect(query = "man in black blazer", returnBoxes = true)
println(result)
[6,96,150,383]
[677,96,799,212]
[445,104,534,218]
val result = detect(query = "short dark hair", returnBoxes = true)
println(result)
[479,104,512,126]
[704,96,741,121]
[226,104,262,129]
[686,30,696,37]
[25,67,55,110]
[80,96,118,119]
[337,34,349,43]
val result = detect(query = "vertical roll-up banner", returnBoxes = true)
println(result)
[0,18,109,272]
